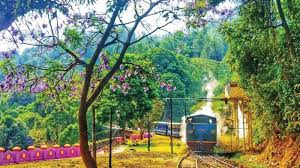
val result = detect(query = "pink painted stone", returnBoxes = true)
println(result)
[44,148,56,160]
[75,146,81,156]
[56,148,67,159]
[2,151,15,165]
[115,137,123,143]
[130,134,140,141]
[0,144,82,166]
[67,147,79,158]
[16,150,30,163]
[31,148,43,161]
[0,151,3,165]
[75,148,80,157]
[143,133,153,139]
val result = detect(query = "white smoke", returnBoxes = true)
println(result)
[180,116,187,143]
[180,74,220,143]
[192,76,218,117]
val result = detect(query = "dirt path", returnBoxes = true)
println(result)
[97,145,127,155]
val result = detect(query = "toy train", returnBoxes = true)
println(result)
[186,114,217,152]
[153,122,181,138]
[153,114,217,152]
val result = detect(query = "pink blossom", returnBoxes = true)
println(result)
[110,85,116,92]
[166,84,172,92]
[31,82,48,93]
[160,82,166,88]
[118,75,126,82]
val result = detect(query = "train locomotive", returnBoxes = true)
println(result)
[186,114,217,152]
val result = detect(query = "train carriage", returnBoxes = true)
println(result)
[153,122,181,137]
[186,114,217,152]
[153,122,168,136]
[167,122,181,138]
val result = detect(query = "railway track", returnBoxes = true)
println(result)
[177,151,238,168]
[177,151,197,168]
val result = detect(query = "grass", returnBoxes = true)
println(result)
[125,135,186,153]
[230,153,268,168]
[98,152,182,168]
[4,135,187,168]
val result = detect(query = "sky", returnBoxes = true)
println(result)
[0,0,236,53]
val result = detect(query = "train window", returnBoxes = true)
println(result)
[190,117,216,124]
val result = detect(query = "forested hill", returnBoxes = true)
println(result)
[129,24,227,61]
[0,24,230,148]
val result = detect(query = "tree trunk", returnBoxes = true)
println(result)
[75,1,165,167]
[79,102,97,168]
[92,106,97,161]
[140,129,144,140]
[276,0,294,58]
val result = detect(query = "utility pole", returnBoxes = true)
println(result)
[184,100,187,118]
[92,106,96,161]
[147,114,150,151]
[170,97,173,154]
[109,107,113,168]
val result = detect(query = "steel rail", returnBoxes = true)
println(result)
[176,151,191,168]
[196,155,218,168]
[195,157,199,168]
[208,155,237,168]
[193,151,238,168]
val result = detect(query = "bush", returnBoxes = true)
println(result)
[59,124,79,145]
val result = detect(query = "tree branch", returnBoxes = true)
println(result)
[86,0,166,106]
[58,42,88,67]
[89,0,125,67]
[130,19,174,45]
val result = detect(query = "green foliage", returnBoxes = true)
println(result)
[97,53,161,131]
[0,115,33,149]
[63,28,84,47]
[190,101,206,112]
[59,124,79,145]
[220,0,300,141]
[212,101,230,118]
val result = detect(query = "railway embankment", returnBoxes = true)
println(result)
[231,135,300,168]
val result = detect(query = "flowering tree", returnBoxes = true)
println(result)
[0,0,96,31]
[0,0,180,167]
[111,55,161,140]
[184,0,237,27]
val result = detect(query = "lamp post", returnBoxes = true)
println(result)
[170,97,173,154]
[109,107,113,168]
[184,99,187,118]
[147,114,150,151]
